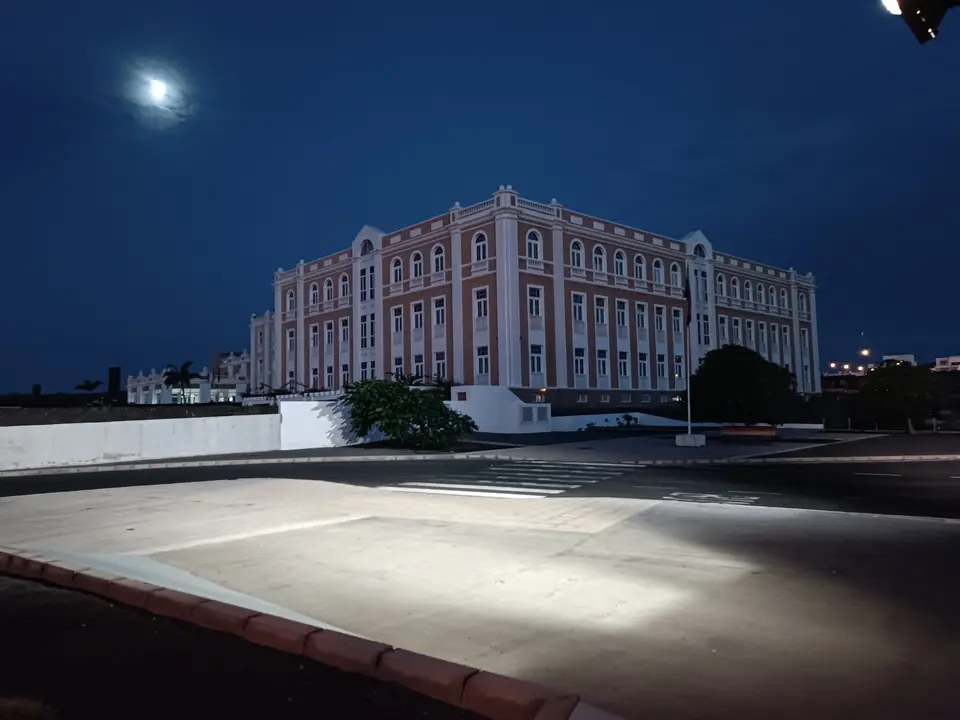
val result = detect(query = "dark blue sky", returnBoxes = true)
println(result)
[1,1,957,391]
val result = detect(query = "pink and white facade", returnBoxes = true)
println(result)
[249,186,820,405]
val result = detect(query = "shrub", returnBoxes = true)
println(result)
[342,379,477,451]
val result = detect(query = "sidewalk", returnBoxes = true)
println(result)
[0,575,480,720]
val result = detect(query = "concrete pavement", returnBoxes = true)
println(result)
[1,471,958,719]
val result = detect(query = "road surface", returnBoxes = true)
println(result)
[4,457,960,519]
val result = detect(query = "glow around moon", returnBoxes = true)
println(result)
[119,60,192,129]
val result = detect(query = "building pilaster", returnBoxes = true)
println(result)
[551,216,568,387]
[808,276,822,392]
[272,275,282,388]
[493,186,521,387]
[450,225,464,383]
[790,269,803,390]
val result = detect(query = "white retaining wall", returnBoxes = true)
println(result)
[446,385,551,434]
[277,399,384,450]
[0,415,280,472]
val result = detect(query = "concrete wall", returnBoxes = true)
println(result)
[277,399,384,450]
[446,385,551,434]
[0,415,280,472]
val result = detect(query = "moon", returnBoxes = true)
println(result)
[149,79,168,102]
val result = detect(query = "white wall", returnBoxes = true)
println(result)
[445,385,550,434]
[0,415,280,472]
[278,399,384,450]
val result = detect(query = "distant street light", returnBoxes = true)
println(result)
[843,364,851,371]
[860,348,871,357]
[829,362,838,369]
[857,365,865,372]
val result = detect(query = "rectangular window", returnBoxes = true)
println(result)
[759,322,767,350]
[528,286,541,316]
[732,318,742,344]
[674,354,683,378]
[745,319,754,346]
[618,351,629,378]
[595,297,607,325]
[413,302,424,329]
[636,303,647,329]
[393,357,403,378]
[311,367,319,388]
[325,321,334,346]
[476,346,490,376]
[573,347,586,376]
[414,353,424,377]
[369,266,375,300]
[638,352,649,378]
[771,323,779,346]
[703,315,711,346]
[572,293,585,322]
[596,349,609,377]
[359,268,367,302]
[287,329,296,353]
[657,354,666,379]
[393,307,403,333]
[654,306,665,332]
[435,351,447,379]
[719,316,728,343]
[360,314,368,349]
[326,365,333,389]
[360,361,368,381]
[476,289,489,318]
[369,313,376,347]
[310,324,319,347]
[616,300,627,327]
[672,308,682,334]
[530,344,543,375]
[370,360,376,378]
[434,298,446,325]
[257,330,264,347]
[801,328,809,349]
[341,363,349,387]
[340,318,349,344]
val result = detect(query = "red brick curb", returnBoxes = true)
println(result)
[0,548,583,720]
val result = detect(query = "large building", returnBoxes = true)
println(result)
[249,186,821,408]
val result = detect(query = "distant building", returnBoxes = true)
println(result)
[935,356,960,372]
[251,185,821,411]
[126,352,251,404]
[882,354,917,365]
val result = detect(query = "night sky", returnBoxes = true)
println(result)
[1,1,957,392]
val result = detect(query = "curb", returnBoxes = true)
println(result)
[0,547,611,720]
[5,452,960,479]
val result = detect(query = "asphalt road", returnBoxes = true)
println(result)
[4,457,960,520]
[773,432,960,458]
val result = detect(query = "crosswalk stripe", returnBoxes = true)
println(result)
[396,482,568,495]
[382,487,545,499]
[488,476,589,485]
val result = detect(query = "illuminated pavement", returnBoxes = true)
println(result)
[1,476,958,719]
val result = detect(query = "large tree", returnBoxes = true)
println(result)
[162,361,202,403]
[690,345,795,426]
[859,359,934,433]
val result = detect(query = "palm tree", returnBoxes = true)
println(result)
[75,380,103,392]
[163,361,202,403]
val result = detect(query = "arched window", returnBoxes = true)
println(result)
[412,252,423,278]
[593,245,606,273]
[652,259,664,285]
[339,275,349,297]
[324,279,333,301]
[756,283,764,304]
[743,280,753,302]
[433,246,445,273]
[634,254,646,281]
[799,292,808,313]
[613,251,626,277]
[286,289,296,311]
[360,239,374,256]
[570,241,583,268]
[730,277,740,299]
[716,274,726,296]
[769,286,777,307]
[391,258,403,284]
[694,244,706,258]
[474,233,488,262]
[669,263,681,287]
[526,231,541,260]
[309,283,319,305]
[780,288,789,308]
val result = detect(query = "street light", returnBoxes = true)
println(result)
[843,363,851,371]
[860,348,871,357]
[829,362,837,369]
[857,365,865,372]
[882,0,959,44]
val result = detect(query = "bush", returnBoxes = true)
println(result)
[342,379,477,451]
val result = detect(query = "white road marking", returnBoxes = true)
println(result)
[853,472,902,477]
[382,487,544,499]
[396,482,568,495]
